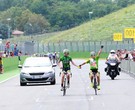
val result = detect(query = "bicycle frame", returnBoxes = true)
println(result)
[60,71,72,96]
[63,73,67,96]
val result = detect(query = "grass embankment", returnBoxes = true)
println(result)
[41,4,135,43]
[0,56,27,82]
[5,4,135,43]
[60,52,108,59]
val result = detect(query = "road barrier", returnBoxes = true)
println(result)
[0,40,135,54]
[121,60,135,75]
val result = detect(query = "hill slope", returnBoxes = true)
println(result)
[41,4,135,43]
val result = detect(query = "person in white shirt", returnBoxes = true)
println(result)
[105,50,121,75]
[107,50,120,62]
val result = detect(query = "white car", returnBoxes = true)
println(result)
[19,57,56,86]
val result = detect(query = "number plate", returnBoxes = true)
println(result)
[33,76,42,79]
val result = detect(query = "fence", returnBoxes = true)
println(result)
[0,40,135,55]
[120,60,135,75]
[42,40,135,53]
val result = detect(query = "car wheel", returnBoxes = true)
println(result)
[51,79,56,85]
[20,82,27,86]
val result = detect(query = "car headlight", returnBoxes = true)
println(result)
[21,72,28,74]
[48,71,54,74]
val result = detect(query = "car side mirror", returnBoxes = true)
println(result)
[52,64,57,67]
[18,65,22,68]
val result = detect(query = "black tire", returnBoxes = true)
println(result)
[20,82,27,86]
[111,77,114,80]
[63,79,66,96]
[63,87,66,96]
[110,72,116,80]
[93,78,97,95]
[51,79,56,85]
[94,88,97,95]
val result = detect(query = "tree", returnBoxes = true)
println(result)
[0,23,9,39]
[117,0,128,8]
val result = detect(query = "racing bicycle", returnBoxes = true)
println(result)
[60,71,72,96]
[91,69,98,95]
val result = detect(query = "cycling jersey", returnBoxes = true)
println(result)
[60,56,72,71]
[86,56,99,70]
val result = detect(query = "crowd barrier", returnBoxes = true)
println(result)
[120,60,135,75]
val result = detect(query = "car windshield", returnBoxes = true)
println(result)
[23,58,52,67]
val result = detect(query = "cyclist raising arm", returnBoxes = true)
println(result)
[79,46,104,90]
[58,49,79,91]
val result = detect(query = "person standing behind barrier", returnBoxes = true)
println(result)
[18,51,22,65]
[52,52,57,64]
[48,52,53,62]
[56,52,60,63]
[131,49,135,61]
[5,41,10,56]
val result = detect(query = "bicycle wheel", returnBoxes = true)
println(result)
[93,77,97,95]
[63,78,66,96]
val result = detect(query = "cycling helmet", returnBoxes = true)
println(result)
[90,51,96,56]
[110,50,115,54]
[63,49,69,54]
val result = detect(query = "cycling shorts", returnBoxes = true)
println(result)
[62,68,71,74]
[89,69,100,76]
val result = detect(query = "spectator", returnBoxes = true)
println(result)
[5,41,10,55]
[18,51,22,65]
[0,57,3,74]
[10,52,14,57]
[119,49,127,60]
[3,51,6,58]
[132,49,135,61]
[56,52,60,63]
[52,52,57,64]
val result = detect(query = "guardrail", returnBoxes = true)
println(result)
[121,60,135,75]
[1,40,135,54]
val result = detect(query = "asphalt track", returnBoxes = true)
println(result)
[0,60,135,110]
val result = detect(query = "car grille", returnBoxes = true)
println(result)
[26,78,49,81]
[29,73,44,75]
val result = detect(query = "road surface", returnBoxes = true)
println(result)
[0,60,135,110]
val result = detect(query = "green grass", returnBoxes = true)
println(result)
[0,56,28,82]
[60,52,108,59]
[3,56,27,72]
[0,69,20,82]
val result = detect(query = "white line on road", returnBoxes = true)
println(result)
[0,74,19,84]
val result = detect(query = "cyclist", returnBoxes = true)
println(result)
[79,46,104,90]
[58,49,79,91]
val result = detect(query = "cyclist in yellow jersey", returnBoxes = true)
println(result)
[79,46,104,90]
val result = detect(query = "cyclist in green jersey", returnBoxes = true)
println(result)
[79,46,104,90]
[58,49,79,91]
